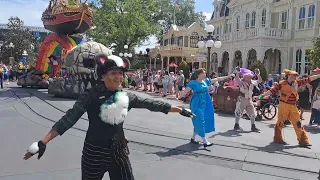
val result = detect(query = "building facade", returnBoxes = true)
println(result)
[151,0,320,75]
[149,23,209,71]
[207,0,320,75]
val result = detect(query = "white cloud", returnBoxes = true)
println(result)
[134,35,158,53]
[0,0,47,26]
[203,12,212,21]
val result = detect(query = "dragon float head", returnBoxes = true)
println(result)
[41,0,94,35]
[64,41,127,81]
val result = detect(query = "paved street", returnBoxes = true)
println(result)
[0,85,320,180]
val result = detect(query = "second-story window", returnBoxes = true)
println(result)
[216,27,220,34]
[261,9,266,27]
[299,7,306,29]
[251,11,256,28]
[308,5,315,28]
[281,11,288,29]
[245,13,250,29]
[171,34,175,45]
[236,16,240,31]
[190,32,199,48]
[164,39,168,46]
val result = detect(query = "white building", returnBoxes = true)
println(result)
[207,0,319,75]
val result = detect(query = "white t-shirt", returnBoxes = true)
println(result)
[169,75,175,84]
[208,81,219,94]
[162,75,169,84]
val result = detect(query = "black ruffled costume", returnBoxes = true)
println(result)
[52,84,171,180]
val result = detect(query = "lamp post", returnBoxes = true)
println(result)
[197,25,222,75]
[8,42,14,57]
[119,45,132,69]
[119,45,133,58]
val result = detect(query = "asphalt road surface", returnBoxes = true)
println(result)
[0,86,319,180]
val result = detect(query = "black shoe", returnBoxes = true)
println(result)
[203,142,213,148]
[299,143,312,147]
[190,138,199,144]
[234,123,243,131]
[251,124,261,132]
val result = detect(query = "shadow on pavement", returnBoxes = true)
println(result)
[304,126,320,134]
[209,129,252,138]
[1,88,32,99]
[149,142,211,158]
[239,142,313,158]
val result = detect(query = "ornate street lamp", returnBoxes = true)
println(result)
[119,45,132,69]
[119,45,133,58]
[197,25,222,75]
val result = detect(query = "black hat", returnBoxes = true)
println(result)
[95,54,127,79]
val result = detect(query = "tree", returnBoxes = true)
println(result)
[156,0,206,39]
[86,0,161,53]
[0,17,34,64]
[178,60,190,79]
[308,38,320,68]
[251,61,267,80]
[86,0,205,51]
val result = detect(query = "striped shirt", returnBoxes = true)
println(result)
[270,77,310,104]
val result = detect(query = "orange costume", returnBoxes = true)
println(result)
[269,70,310,146]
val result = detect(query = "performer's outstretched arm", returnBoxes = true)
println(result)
[128,93,194,116]
[211,75,230,84]
[51,91,91,135]
[254,83,279,100]
[128,93,174,114]
[309,74,320,82]
[43,91,91,143]
[24,91,91,160]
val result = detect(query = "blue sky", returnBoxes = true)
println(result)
[0,0,213,51]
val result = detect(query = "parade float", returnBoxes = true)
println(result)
[48,41,117,98]
[18,0,93,90]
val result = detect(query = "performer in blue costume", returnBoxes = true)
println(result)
[180,68,230,147]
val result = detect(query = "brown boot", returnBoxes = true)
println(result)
[274,124,284,143]
[298,131,311,147]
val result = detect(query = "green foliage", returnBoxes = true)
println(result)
[86,0,161,53]
[307,38,320,68]
[0,17,34,63]
[156,0,206,39]
[86,0,205,49]
[131,55,147,69]
[250,61,267,80]
[178,60,190,79]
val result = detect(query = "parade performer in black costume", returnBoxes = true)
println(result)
[23,54,194,180]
